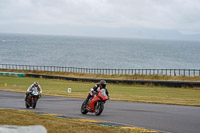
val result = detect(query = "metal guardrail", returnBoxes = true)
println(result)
[0,64,200,76]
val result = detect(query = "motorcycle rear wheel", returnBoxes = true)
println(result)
[81,100,88,114]
[25,101,30,108]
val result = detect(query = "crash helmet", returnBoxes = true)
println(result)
[99,80,106,88]
[34,81,38,87]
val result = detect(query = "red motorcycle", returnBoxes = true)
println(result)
[81,89,108,116]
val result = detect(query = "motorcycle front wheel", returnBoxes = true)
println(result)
[95,102,104,116]
[32,97,38,109]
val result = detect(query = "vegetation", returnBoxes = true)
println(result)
[0,76,200,106]
[0,109,140,133]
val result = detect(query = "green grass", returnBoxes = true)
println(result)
[0,109,140,133]
[0,76,200,106]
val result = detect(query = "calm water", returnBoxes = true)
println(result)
[0,33,200,69]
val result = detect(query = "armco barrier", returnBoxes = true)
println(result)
[26,73,200,87]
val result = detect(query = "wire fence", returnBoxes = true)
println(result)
[0,64,200,76]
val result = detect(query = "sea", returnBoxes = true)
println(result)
[0,33,200,69]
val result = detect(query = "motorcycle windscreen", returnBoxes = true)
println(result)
[32,87,39,95]
[100,89,106,96]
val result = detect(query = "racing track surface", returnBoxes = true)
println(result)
[0,90,200,133]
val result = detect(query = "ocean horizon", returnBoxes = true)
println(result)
[0,33,200,69]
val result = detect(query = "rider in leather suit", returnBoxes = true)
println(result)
[25,81,42,101]
[85,80,109,104]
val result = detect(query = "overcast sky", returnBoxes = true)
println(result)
[0,0,200,40]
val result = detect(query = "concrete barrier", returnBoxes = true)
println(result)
[26,73,200,87]
[0,125,47,133]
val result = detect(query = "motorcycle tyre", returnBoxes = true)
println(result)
[25,101,30,108]
[81,100,88,114]
[95,102,104,116]
[32,97,37,109]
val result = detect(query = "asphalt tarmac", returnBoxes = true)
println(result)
[0,90,200,133]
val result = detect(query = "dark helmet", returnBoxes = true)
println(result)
[100,80,106,88]
[34,81,38,87]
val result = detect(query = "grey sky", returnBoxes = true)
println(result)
[0,0,200,40]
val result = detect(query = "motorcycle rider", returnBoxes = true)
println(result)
[85,80,109,104]
[25,81,42,101]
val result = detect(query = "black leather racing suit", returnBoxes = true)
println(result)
[85,84,109,103]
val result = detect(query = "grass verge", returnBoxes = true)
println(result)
[0,109,141,133]
[0,76,200,106]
